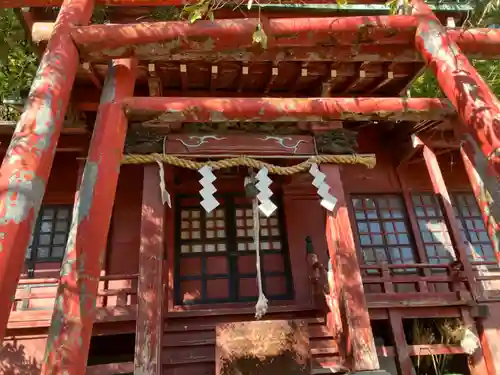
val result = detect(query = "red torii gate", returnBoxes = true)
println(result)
[0,0,498,374]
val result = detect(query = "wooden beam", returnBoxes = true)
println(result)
[41,59,137,375]
[59,16,419,58]
[0,133,90,153]
[322,164,381,372]
[134,164,166,375]
[164,134,316,155]
[414,135,482,301]
[0,0,399,6]
[388,310,414,375]
[31,20,500,61]
[86,362,134,375]
[460,143,500,265]
[0,0,94,343]
[123,97,455,123]
[460,307,490,375]
[412,0,500,181]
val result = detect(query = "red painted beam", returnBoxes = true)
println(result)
[447,28,500,60]
[31,20,500,61]
[0,0,94,342]
[31,22,421,62]
[0,0,386,7]
[66,16,418,60]
[122,97,455,122]
[414,135,482,300]
[41,59,137,375]
[412,0,500,179]
[459,145,499,265]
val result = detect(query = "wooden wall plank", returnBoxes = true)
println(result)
[134,164,166,375]
[322,164,379,372]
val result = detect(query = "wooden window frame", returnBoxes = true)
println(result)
[25,204,73,277]
[450,192,495,262]
[410,193,456,264]
[350,194,418,271]
[174,193,294,306]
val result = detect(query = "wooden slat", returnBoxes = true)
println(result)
[7,305,136,329]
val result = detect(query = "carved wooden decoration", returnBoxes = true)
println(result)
[164,134,315,155]
[216,320,310,375]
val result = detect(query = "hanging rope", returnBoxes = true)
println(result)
[122,153,376,173]
[252,187,268,320]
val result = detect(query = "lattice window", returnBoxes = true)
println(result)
[351,195,416,268]
[176,194,293,305]
[25,205,72,263]
[412,194,456,264]
[452,193,495,262]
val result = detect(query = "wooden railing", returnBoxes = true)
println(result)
[472,260,500,300]
[12,274,139,311]
[360,263,472,308]
[8,274,139,329]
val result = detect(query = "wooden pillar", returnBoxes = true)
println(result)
[415,136,481,299]
[388,310,414,375]
[41,58,137,375]
[134,164,166,375]
[0,0,94,341]
[412,0,500,179]
[283,179,345,362]
[322,165,381,373]
[460,308,491,375]
[459,147,499,263]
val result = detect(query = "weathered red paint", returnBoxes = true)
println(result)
[0,0,351,7]
[412,0,500,179]
[388,310,414,375]
[447,28,500,60]
[415,136,481,300]
[134,164,166,375]
[33,21,500,61]
[322,164,379,372]
[164,134,316,155]
[66,16,418,61]
[123,97,455,123]
[459,146,499,264]
[41,58,137,375]
[0,0,94,342]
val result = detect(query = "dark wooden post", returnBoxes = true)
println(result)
[459,146,499,263]
[388,310,414,375]
[41,59,137,375]
[322,165,384,374]
[0,0,94,341]
[134,164,167,375]
[414,136,481,300]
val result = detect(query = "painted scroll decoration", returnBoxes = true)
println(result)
[309,163,337,211]
[199,166,219,213]
[164,134,315,155]
[255,167,277,217]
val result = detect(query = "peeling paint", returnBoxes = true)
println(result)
[413,0,500,179]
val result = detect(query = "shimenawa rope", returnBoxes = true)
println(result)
[122,153,376,173]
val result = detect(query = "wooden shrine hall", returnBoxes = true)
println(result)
[0,0,499,375]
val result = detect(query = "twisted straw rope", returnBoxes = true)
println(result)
[122,153,376,174]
